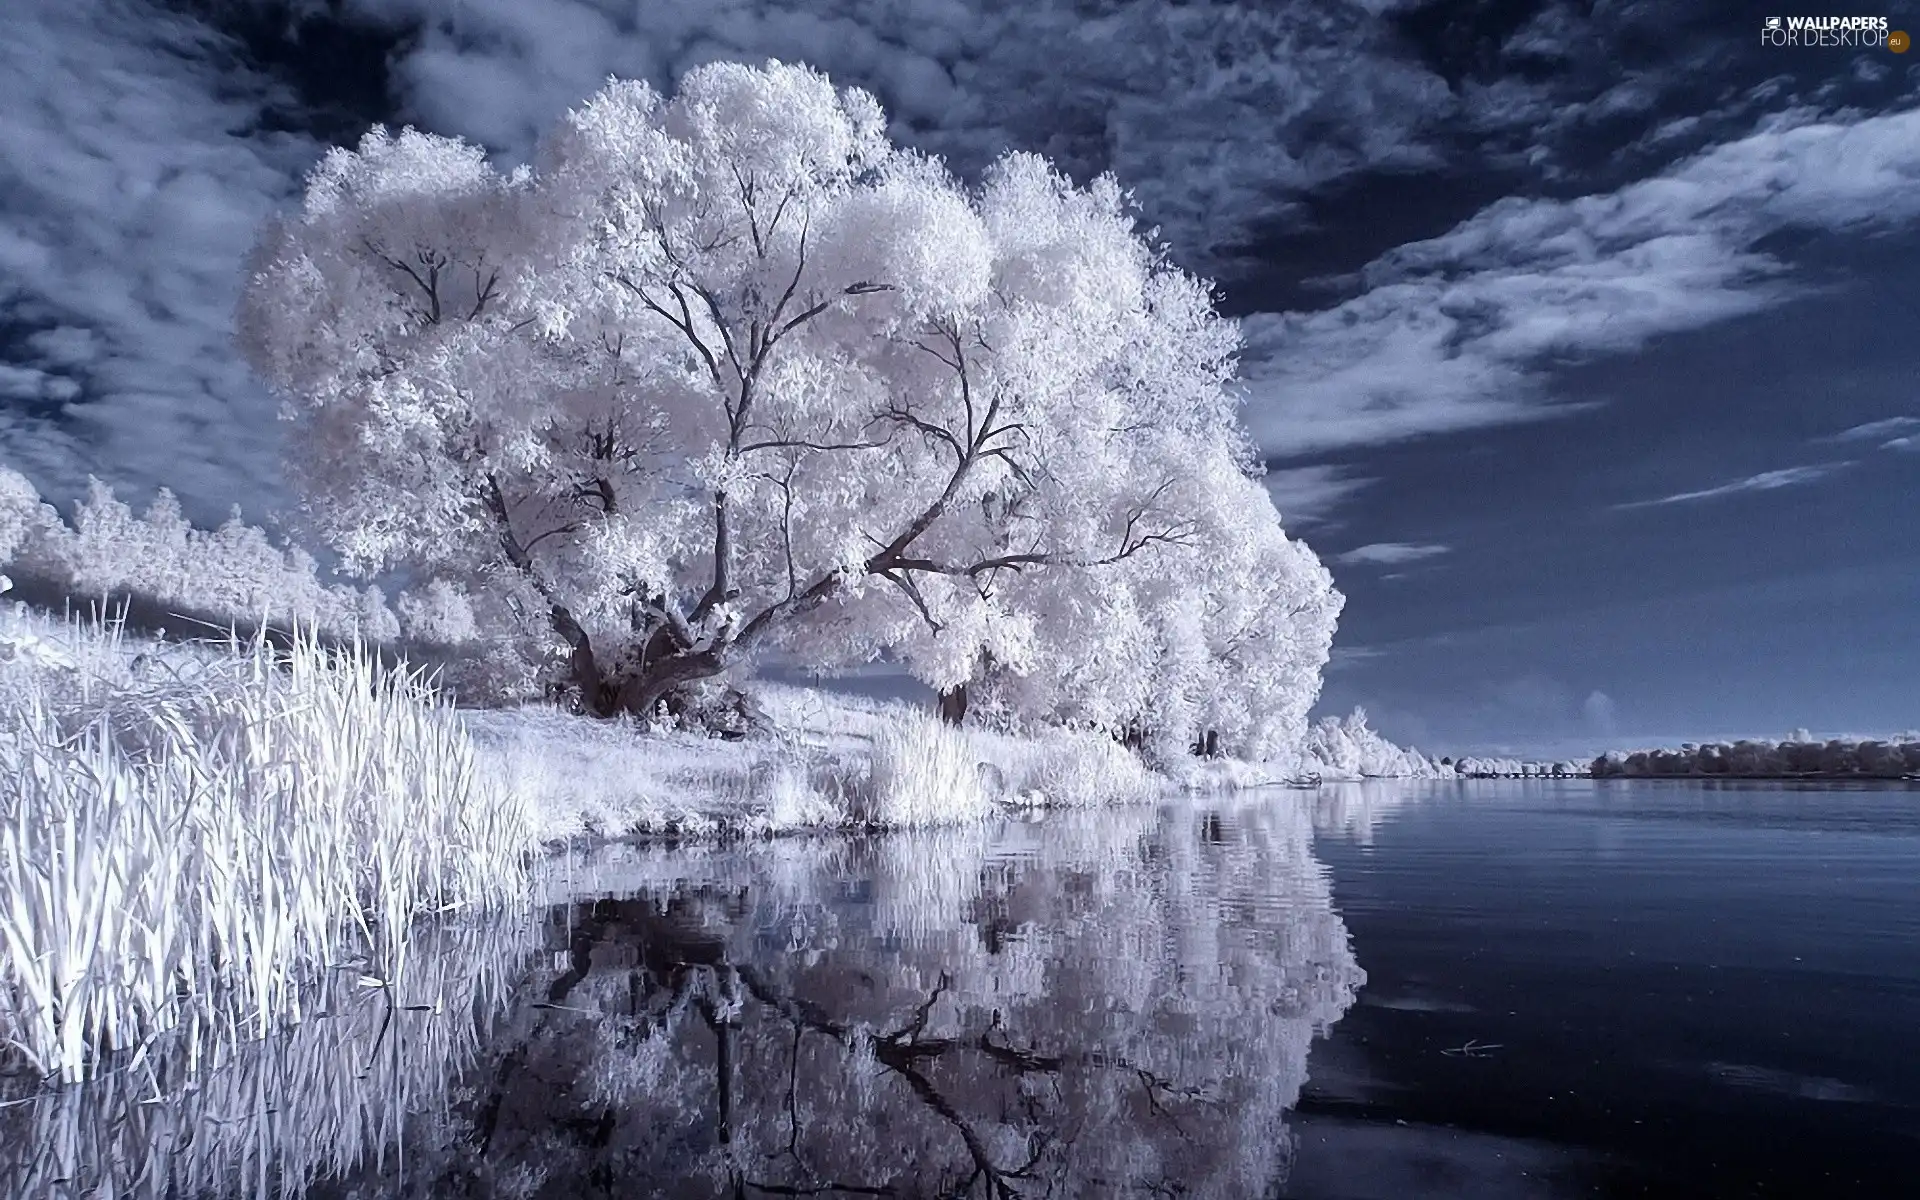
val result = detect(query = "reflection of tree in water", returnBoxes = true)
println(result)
[329,800,1363,1198]
[1310,781,1432,847]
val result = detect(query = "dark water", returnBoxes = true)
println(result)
[1292,780,1920,1198]
[5,780,1917,1197]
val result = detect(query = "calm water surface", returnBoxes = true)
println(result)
[1291,780,1920,1198]
[4,780,1916,1197]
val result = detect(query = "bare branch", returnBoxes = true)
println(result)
[878,568,942,631]
[741,434,892,455]
[770,280,895,345]
[876,403,963,462]
[521,522,583,555]
[468,266,499,320]
[363,238,442,324]
[612,273,723,387]
[765,216,811,334]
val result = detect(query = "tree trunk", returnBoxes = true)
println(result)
[551,608,730,722]
[937,683,969,726]
[548,602,616,717]
[611,647,728,721]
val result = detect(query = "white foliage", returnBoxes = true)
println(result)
[1299,707,1446,779]
[238,60,1340,745]
[2,470,399,642]
[396,578,481,646]
[0,467,59,570]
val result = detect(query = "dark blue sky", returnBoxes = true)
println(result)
[1,0,1915,756]
[1314,251,1920,756]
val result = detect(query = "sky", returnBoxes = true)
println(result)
[1,0,1916,757]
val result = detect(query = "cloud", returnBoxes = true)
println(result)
[1488,673,1577,720]
[339,0,1453,277]
[1238,106,1920,458]
[1582,690,1618,736]
[1325,644,1386,672]
[1883,436,1918,452]
[1334,542,1450,566]
[1261,464,1374,528]
[0,0,314,518]
[0,363,82,405]
[0,0,1457,518]
[1613,462,1853,510]
[3,0,1916,534]
[1828,415,1920,442]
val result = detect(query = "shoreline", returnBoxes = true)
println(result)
[1456,771,1919,782]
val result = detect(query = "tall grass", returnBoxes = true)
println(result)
[971,723,1163,809]
[856,714,993,828]
[0,610,532,1083]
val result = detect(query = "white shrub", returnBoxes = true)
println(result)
[14,474,400,642]
[0,467,59,570]
[1299,707,1444,779]
[397,578,481,646]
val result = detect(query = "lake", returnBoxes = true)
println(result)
[4,779,1916,1197]
[1291,779,1920,1197]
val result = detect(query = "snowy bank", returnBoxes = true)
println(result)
[462,684,1164,843]
[464,690,1449,843]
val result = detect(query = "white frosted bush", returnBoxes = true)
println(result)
[15,475,400,642]
[0,467,58,569]
[397,578,481,646]
[1298,707,1444,779]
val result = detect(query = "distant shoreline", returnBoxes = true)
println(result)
[1454,771,1919,782]
[1440,738,1920,782]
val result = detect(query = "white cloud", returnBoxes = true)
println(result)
[1260,464,1374,528]
[1883,436,1918,452]
[0,0,313,518]
[0,363,81,404]
[1614,462,1853,510]
[1238,106,1920,458]
[1324,644,1386,671]
[340,0,1454,275]
[1582,689,1618,736]
[1828,415,1920,442]
[1334,542,1450,566]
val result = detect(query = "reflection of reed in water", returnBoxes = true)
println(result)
[0,917,540,1200]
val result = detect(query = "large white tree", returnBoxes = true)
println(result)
[239,60,1338,735]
